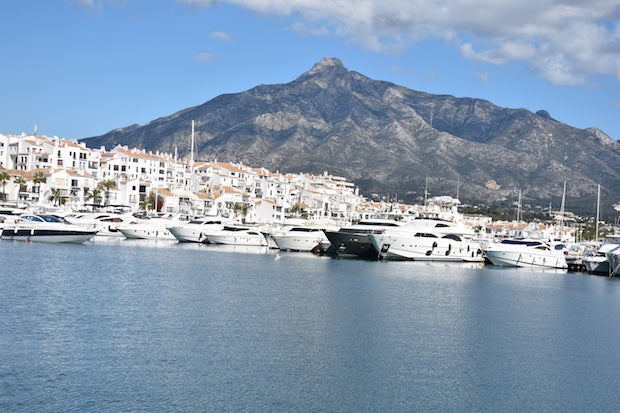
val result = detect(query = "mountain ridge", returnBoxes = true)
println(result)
[83,57,620,211]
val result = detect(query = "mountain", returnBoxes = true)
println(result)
[83,57,620,212]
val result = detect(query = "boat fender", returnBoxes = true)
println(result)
[432,241,437,249]
[426,250,432,256]
[446,244,451,256]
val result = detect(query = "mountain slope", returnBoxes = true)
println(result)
[83,57,620,208]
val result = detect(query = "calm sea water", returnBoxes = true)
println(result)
[2,238,620,412]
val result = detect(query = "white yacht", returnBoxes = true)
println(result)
[168,216,230,243]
[64,212,138,237]
[269,224,330,252]
[206,225,268,246]
[118,214,181,240]
[369,219,484,262]
[483,238,568,269]
[1,214,98,243]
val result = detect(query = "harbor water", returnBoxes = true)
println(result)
[2,239,620,412]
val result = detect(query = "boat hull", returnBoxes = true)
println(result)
[484,250,568,269]
[207,232,268,246]
[1,228,97,243]
[168,222,226,243]
[119,227,176,240]
[608,248,620,276]
[323,231,378,258]
[582,256,609,275]
[371,234,484,262]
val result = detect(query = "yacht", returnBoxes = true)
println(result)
[206,225,268,246]
[1,214,98,243]
[369,219,484,262]
[324,219,406,258]
[64,212,138,236]
[269,224,330,252]
[483,238,568,269]
[168,216,230,243]
[118,214,181,240]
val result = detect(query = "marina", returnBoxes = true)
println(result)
[1,212,620,275]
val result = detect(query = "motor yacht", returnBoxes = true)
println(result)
[483,238,568,269]
[64,212,138,237]
[118,214,181,240]
[168,216,230,243]
[206,225,268,246]
[369,219,483,262]
[269,224,330,252]
[1,214,98,243]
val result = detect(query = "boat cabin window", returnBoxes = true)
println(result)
[290,227,319,232]
[358,221,400,227]
[21,215,44,223]
[101,217,124,223]
[414,233,438,238]
[442,234,462,241]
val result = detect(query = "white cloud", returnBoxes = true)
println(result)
[210,31,233,41]
[68,0,96,7]
[177,0,620,85]
[195,52,218,62]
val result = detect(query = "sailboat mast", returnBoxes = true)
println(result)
[596,184,600,240]
[191,120,195,165]
[559,180,567,229]
[424,175,429,210]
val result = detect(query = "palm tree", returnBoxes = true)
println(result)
[33,171,47,194]
[85,187,103,209]
[48,188,67,206]
[13,175,26,193]
[0,171,11,201]
[97,179,117,206]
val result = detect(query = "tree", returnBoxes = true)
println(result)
[13,175,26,193]
[290,202,307,218]
[97,179,118,206]
[33,171,47,194]
[139,197,153,211]
[141,191,163,212]
[48,188,67,206]
[233,202,251,222]
[0,171,11,201]
[85,187,103,209]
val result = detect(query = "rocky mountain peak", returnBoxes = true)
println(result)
[306,57,348,77]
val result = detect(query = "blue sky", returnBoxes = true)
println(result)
[2,0,619,141]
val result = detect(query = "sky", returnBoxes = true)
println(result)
[2,0,620,141]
